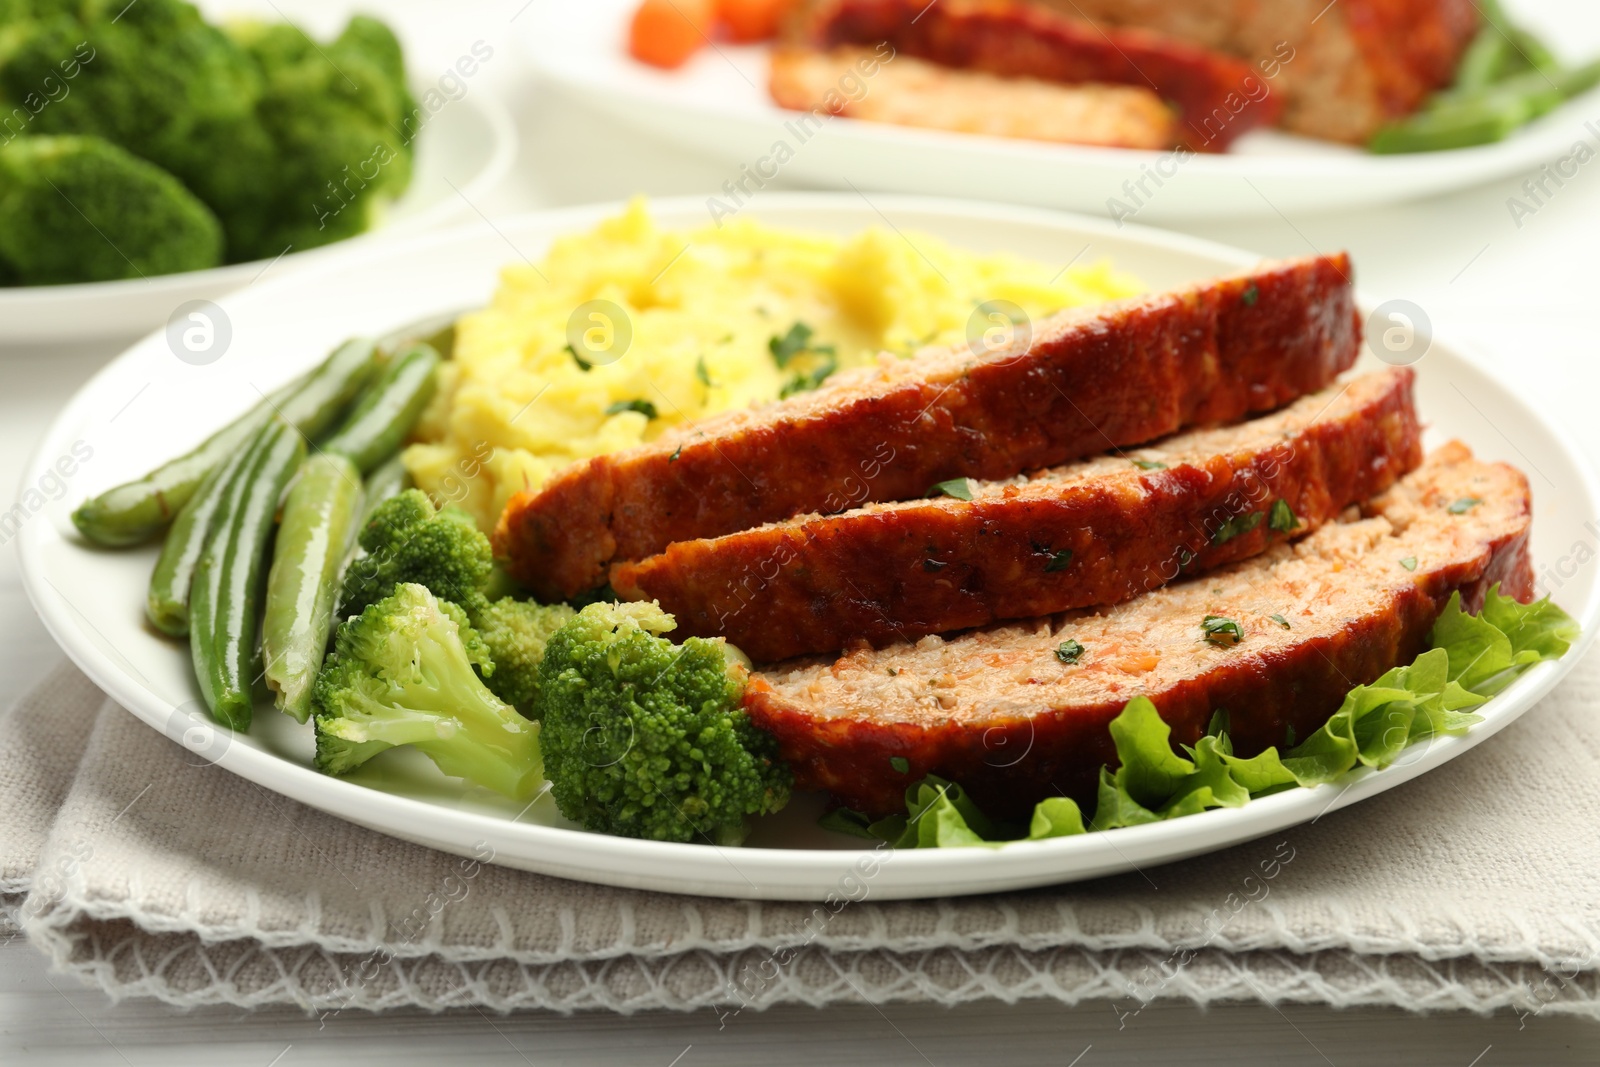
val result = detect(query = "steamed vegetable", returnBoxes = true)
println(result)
[0,0,415,277]
[535,602,791,845]
[189,419,305,731]
[261,453,365,723]
[823,586,1579,847]
[0,136,223,284]
[1371,10,1598,154]
[311,583,544,800]
[76,337,374,547]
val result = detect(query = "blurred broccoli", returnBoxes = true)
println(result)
[474,597,576,717]
[0,0,415,271]
[535,602,791,845]
[339,489,494,622]
[0,135,222,284]
[224,15,416,260]
[312,583,543,799]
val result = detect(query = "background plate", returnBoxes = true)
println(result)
[17,194,1600,900]
[0,85,516,346]
[519,0,1600,222]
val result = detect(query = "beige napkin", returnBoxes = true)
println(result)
[4,653,1600,1018]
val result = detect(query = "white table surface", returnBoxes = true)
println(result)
[5,1,1600,1062]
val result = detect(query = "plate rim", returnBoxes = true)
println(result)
[18,191,1600,900]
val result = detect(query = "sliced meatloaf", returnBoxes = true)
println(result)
[614,368,1422,661]
[794,0,1281,150]
[743,443,1534,817]
[496,253,1359,601]
[1029,0,1479,143]
[769,46,1179,150]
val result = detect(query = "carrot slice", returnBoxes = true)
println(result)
[629,0,714,69]
[715,0,798,42]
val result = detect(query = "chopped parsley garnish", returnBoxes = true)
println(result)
[1448,497,1482,514]
[889,756,910,774]
[1212,511,1263,545]
[669,444,683,463]
[778,354,838,398]
[1045,548,1074,573]
[1269,613,1291,629]
[1132,459,1168,471]
[1400,556,1418,571]
[923,558,948,572]
[887,667,899,676]
[1055,639,1085,664]
[1241,283,1260,307]
[1269,499,1300,533]
[605,399,658,419]
[768,321,835,369]
[929,478,974,501]
[695,355,712,387]
[1201,615,1244,646]
[565,343,592,372]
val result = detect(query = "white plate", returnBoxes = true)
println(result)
[18,194,1600,901]
[519,0,1600,222]
[0,86,517,347]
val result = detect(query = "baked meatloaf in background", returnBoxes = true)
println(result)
[1030,0,1480,143]
[496,253,1359,601]
[769,46,1180,150]
[792,0,1282,150]
[613,368,1424,661]
[744,443,1534,818]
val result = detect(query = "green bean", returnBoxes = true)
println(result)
[146,434,259,636]
[1454,26,1515,90]
[319,343,441,474]
[191,419,305,730]
[72,337,375,547]
[262,454,364,723]
[378,309,462,360]
[1510,29,1561,75]
[189,426,276,720]
[1369,93,1534,153]
[361,453,412,520]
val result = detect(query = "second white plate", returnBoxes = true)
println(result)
[18,194,1600,900]
[520,0,1600,223]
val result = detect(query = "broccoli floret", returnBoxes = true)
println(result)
[223,16,416,261]
[5,0,275,252]
[535,602,791,845]
[339,489,493,621]
[0,135,222,283]
[475,597,576,718]
[1,1,416,267]
[311,583,543,799]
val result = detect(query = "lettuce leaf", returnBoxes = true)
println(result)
[820,586,1576,848]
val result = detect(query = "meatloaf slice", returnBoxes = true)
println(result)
[614,368,1422,661]
[795,0,1281,150]
[1028,0,1479,143]
[496,253,1359,601]
[743,442,1534,818]
[768,46,1179,150]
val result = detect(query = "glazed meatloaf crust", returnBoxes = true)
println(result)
[743,443,1534,818]
[769,46,1180,150]
[1031,0,1479,143]
[614,369,1422,661]
[497,253,1360,601]
[797,0,1281,150]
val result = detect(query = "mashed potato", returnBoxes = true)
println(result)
[405,199,1143,532]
